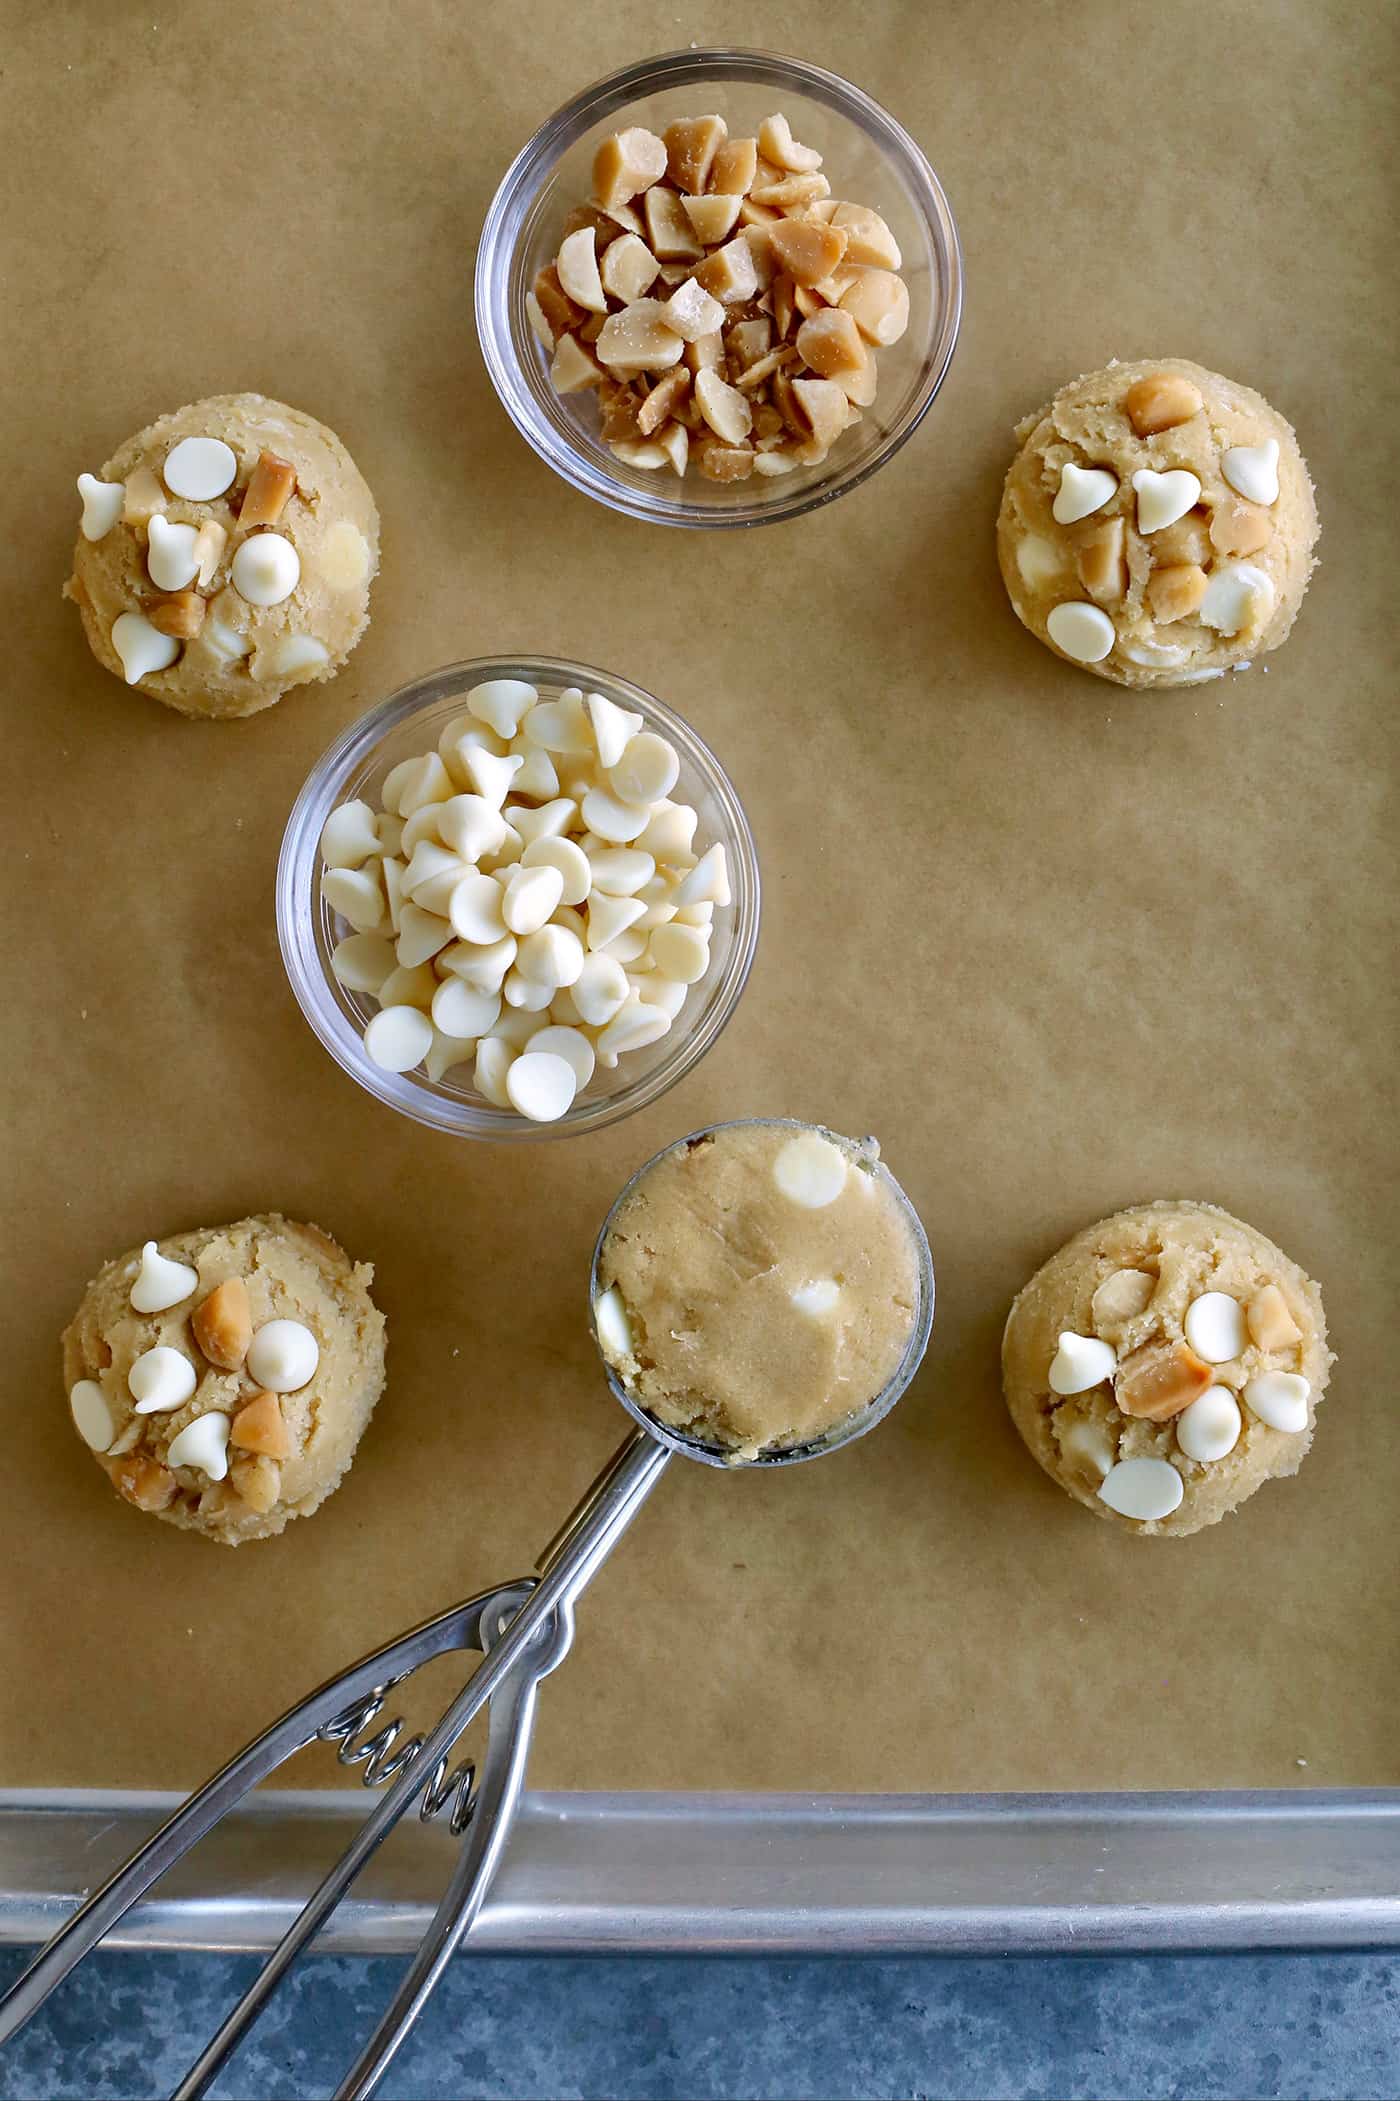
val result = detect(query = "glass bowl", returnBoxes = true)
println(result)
[588,1118,935,1465]
[475,46,962,529]
[278,657,760,1140]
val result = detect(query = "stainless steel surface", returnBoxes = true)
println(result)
[1,1788,1396,1954]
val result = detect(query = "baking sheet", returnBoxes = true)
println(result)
[1,0,1395,1798]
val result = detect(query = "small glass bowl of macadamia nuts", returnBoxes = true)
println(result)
[278,657,759,1138]
[476,48,961,527]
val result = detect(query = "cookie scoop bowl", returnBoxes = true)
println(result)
[588,1118,936,1466]
[278,656,759,1140]
[476,48,962,528]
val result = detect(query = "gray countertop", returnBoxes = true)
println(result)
[1,1949,1396,2099]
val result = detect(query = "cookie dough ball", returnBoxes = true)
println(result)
[1002,1201,1331,1536]
[997,359,1317,689]
[67,394,379,720]
[61,1215,386,1544]
[593,1122,926,1460]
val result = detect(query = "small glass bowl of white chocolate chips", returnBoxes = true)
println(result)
[1048,1269,1317,1526]
[279,657,759,1137]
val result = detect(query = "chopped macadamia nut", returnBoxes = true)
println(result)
[1247,1284,1303,1352]
[540,105,911,486]
[145,588,206,639]
[1146,562,1209,622]
[192,517,227,588]
[694,237,762,304]
[592,125,668,211]
[550,333,604,392]
[1115,1338,1214,1421]
[533,264,586,341]
[1123,370,1203,436]
[557,226,609,312]
[601,233,661,303]
[839,267,910,346]
[795,307,866,381]
[1209,498,1272,557]
[769,217,848,287]
[122,466,166,526]
[682,192,742,245]
[709,136,758,195]
[758,112,823,172]
[664,278,725,342]
[597,300,684,373]
[664,114,727,192]
[1076,517,1128,605]
[239,451,297,529]
[832,203,901,270]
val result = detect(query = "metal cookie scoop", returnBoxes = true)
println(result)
[0,1123,933,2101]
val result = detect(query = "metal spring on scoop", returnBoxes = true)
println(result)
[317,1682,480,1835]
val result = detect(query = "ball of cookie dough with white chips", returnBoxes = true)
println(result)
[1002,1201,1332,1536]
[61,1214,386,1544]
[997,358,1317,689]
[66,394,379,719]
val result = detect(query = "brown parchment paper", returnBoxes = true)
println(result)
[1,0,1396,1799]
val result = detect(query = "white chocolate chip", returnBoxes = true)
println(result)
[572,953,631,1025]
[648,920,710,983]
[1098,1456,1184,1521]
[609,731,680,806]
[112,611,179,684]
[388,751,455,817]
[1047,1331,1116,1396]
[525,1023,595,1088]
[503,969,556,1011]
[1052,463,1117,524]
[1221,437,1280,507]
[323,864,386,934]
[515,922,584,988]
[773,1130,847,1208]
[673,843,730,908]
[145,515,201,591]
[77,473,124,540]
[1183,1291,1247,1364]
[594,1000,671,1064]
[489,1003,540,1047]
[510,743,561,800]
[512,797,578,847]
[439,795,509,863]
[1122,641,1190,668]
[1199,562,1274,637]
[166,1410,231,1481]
[231,532,300,606]
[501,862,565,936]
[1176,1386,1243,1463]
[587,846,655,896]
[162,436,237,501]
[627,972,689,1020]
[1243,1371,1310,1433]
[70,1379,116,1451]
[587,891,648,951]
[320,800,380,869]
[430,976,499,1040]
[469,679,538,738]
[247,1319,320,1392]
[449,871,508,944]
[378,961,436,1009]
[474,1036,516,1107]
[129,1240,198,1313]
[129,1345,197,1415]
[791,1278,841,1316]
[267,635,329,679]
[586,692,644,770]
[1132,468,1202,534]
[331,933,396,995]
[505,1049,578,1122]
[364,1003,433,1071]
[520,834,591,906]
[594,1285,634,1361]
[1045,601,1115,664]
[636,800,698,861]
[440,932,517,992]
[464,746,524,810]
[425,1027,476,1082]
[581,785,651,845]
[525,692,594,754]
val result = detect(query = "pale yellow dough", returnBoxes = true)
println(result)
[67,393,379,719]
[997,358,1317,689]
[62,1215,386,1544]
[595,1123,922,1459]
[1002,1201,1332,1536]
